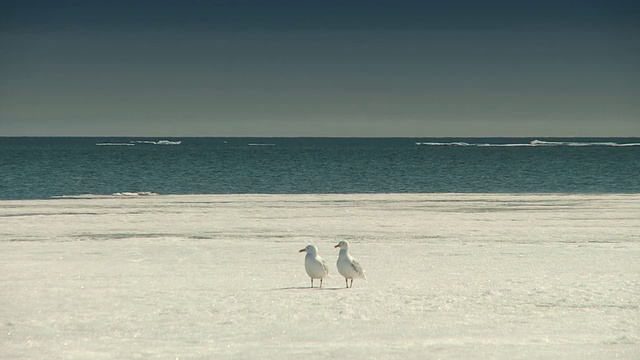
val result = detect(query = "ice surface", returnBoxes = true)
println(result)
[1,194,639,359]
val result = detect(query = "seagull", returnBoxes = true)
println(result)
[335,240,366,288]
[299,245,329,288]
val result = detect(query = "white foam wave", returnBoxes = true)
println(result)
[96,143,135,146]
[53,192,159,199]
[130,140,158,144]
[248,143,276,146]
[97,140,182,146]
[415,142,473,146]
[154,140,182,145]
[529,139,640,147]
[111,192,159,197]
[416,139,640,147]
[129,140,182,145]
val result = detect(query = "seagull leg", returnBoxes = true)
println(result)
[320,278,323,288]
[310,278,314,288]
[350,279,353,288]
[345,278,348,288]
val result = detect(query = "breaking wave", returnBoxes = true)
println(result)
[53,192,159,199]
[134,140,182,145]
[111,192,159,197]
[95,142,135,146]
[97,140,181,146]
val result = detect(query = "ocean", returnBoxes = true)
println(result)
[1,137,639,199]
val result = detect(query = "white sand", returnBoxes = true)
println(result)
[1,194,639,359]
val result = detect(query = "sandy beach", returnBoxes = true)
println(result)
[1,194,638,359]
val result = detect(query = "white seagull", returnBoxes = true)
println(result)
[299,245,329,288]
[335,240,366,288]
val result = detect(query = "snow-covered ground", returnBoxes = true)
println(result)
[1,194,638,359]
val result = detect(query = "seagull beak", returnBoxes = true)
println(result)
[299,249,306,252]
[334,244,340,248]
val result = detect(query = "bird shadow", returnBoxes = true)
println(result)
[273,286,346,291]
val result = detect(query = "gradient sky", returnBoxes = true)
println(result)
[1,0,639,136]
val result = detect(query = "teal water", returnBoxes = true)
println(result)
[1,137,639,199]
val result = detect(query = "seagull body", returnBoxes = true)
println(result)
[299,245,329,288]
[335,240,366,288]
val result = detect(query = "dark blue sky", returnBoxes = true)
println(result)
[1,1,639,136]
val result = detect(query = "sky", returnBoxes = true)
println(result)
[1,0,639,137]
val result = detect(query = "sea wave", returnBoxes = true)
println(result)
[97,140,182,146]
[52,192,159,199]
[129,140,158,144]
[528,140,640,147]
[149,140,182,145]
[415,139,640,147]
[111,192,159,197]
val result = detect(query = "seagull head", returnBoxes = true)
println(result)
[299,244,318,255]
[334,240,349,250]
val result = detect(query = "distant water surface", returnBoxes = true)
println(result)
[1,137,639,199]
